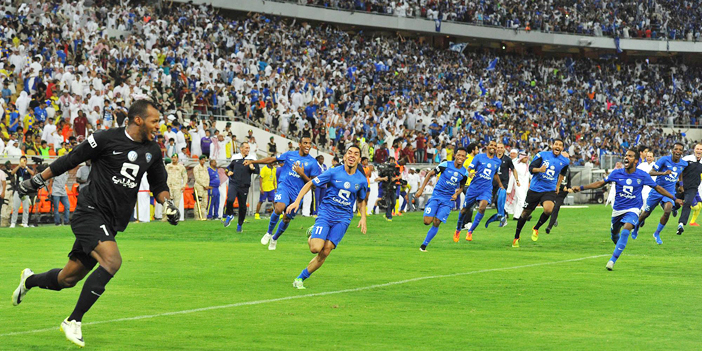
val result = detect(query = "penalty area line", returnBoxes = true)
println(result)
[1,254,608,337]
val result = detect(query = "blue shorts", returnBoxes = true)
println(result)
[309,215,350,248]
[644,189,674,212]
[424,197,453,223]
[274,188,298,219]
[611,212,639,234]
[259,190,275,202]
[463,187,492,208]
[377,185,384,199]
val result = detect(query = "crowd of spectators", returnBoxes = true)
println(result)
[294,0,702,41]
[0,0,699,174]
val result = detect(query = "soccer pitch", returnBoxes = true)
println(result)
[1,205,701,350]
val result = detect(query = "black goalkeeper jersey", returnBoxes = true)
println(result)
[49,127,169,232]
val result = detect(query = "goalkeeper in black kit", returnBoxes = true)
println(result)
[10,99,180,348]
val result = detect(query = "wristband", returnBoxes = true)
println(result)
[580,185,584,191]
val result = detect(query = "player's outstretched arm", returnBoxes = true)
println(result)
[244,156,276,166]
[286,179,314,214]
[494,173,505,189]
[414,170,435,198]
[653,185,684,206]
[572,180,606,193]
[649,169,672,176]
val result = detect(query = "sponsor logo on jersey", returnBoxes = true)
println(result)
[626,179,632,185]
[112,176,138,189]
[344,182,350,189]
[128,151,138,162]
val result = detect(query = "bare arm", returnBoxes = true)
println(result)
[573,180,606,192]
[286,179,315,214]
[649,169,671,177]
[244,156,277,165]
[154,190,172,204]
[414,170,436,198]
[494,173,505,189]
[555,174,564,194]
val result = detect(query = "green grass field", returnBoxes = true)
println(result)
[1,205,701,350]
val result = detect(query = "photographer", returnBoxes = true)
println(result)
[375,157,402,221]
[10,156,34,228]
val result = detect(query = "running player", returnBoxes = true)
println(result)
[512,139,570,247]
[485,142,520,228]
[633,142,687,244]
[574,149,681,270]
[455,140,504,242]
[11,99,180,347]
[415,147,468,251]
[287,145,368,289]
[247,137,320,250]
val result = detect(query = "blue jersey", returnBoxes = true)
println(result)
[312,166,368,220]
[276,150,321,193]
[604,168,657,215]
[432,161,469,201]
[529,151,570,192]
[467,153,502,191]
[652,155,687,192]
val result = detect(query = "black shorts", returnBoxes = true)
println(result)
[523,190,557,211]
[68,209,117,270]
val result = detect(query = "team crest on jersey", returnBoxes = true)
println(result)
[128,151,138,162]
[626,179,632,185]
[637,179,641,184]
[550,166,555,169]
[454,172,458,177]
[355,184,359,190]
[673,167,677,171]
[344,182,350,189]
[145,153,152,163]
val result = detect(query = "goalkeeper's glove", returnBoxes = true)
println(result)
[18,173,46,197]
[164,199,180,225]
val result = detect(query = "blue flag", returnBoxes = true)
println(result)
[478,79,487,96]
[486,58,498,71]
[435,18,441,32]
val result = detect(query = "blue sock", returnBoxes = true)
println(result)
[267,213,280,234]
[611,229,630,263]
[469,212,484,232]
[273,220,290,240]
[297,268,311,281]
[422,226,440,247]
[456,211,466,230]
[654,223,665,236]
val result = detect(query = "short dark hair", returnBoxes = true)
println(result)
[20,155,27,161]
[628,148,640,161]
[455,147,468,154]
[345,145,361,154]
[553,138,564,145]
[361,157,369,163]
[127,99,160,125]
[674,142,685,149]
[467,142,478,153]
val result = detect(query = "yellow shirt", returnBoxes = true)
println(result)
[57,148,69,157]
[463,154,476,186]
[260,166,277,192]
[446,148,454,161]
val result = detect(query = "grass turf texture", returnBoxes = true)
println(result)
[1,205,701,350]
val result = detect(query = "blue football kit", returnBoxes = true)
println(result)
[309,166,368,247]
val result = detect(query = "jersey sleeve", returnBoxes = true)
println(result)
[308,160,322,178]
[653,157,665,171]
[643,173,657,188]
[506,157,514,171]
[468,155,480,170]
[312,167,333,187]
[434,161,448,174]
[49,130,107,176]
[357,178,369,201]
[276,151,289,163]
[528,153,543,173]
[559,164,569,176]
[147,151,170,197]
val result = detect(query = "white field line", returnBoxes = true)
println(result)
[0,254,607,337]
